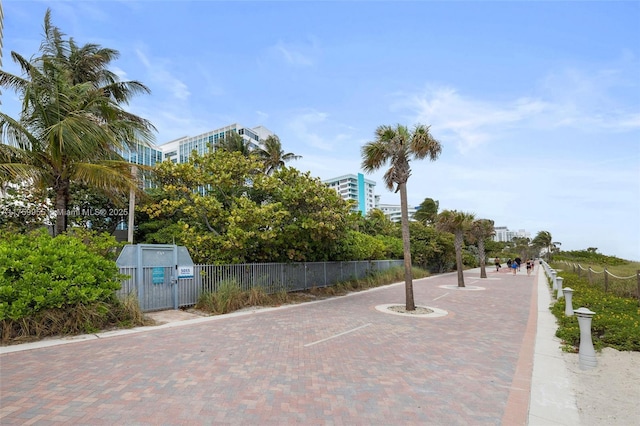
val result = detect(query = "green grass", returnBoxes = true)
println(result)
[196,266,430,315]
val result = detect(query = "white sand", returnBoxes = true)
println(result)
[563,347,640,425]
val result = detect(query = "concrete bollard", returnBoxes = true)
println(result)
[574,307,597,369]
[550,270,557,290]
[556,276,564,300]
[563,287,574,316]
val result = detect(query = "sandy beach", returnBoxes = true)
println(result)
[564,347,640,425]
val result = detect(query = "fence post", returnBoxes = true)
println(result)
[577,266,581,278]
[604,268,609,293]
[637,270,640,306]
[588,267,592,284]
[324,262,327,287]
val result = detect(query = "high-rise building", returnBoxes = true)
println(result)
[160,123,274,164]
[323,173,377,215]
[494,226,530,242]
[118,143,164,189]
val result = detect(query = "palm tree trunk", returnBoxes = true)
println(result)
[479,239,487,278]
[455,232,465,287]
[54,180,70,236]
[398,182,415,310]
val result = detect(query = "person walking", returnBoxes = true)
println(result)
[507,258,512,269]
[515,257,522,271]
[526,259,532,276]
[511,260,518,275]
[494,257,501,272]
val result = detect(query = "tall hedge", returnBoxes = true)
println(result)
[0,230,123,321]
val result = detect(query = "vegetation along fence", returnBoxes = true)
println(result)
[117,260,404,312]
[558,261,640,302]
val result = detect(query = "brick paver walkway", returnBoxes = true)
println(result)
[1,267,537,425]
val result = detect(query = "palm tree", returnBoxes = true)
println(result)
[550,241,562,260]
[255,135,301,175]
[436,210,476,287]
[0,10,155,235]
[214,132,252,156]
[361,124,442,310]
[414,197,439,225]
[467,219,495,278]
[532,230,553,260]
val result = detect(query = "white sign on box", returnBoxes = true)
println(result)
[178,266,194,279]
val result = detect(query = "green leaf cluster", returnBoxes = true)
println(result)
[551,271,640,352]
[140,150,359,263]
[335,230,387,260]
[409,222,456,273]
[0,230,124,321]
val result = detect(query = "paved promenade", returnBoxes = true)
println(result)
[0,266,576,425]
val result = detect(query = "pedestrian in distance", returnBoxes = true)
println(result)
[494,257,501,272]
[526,259,532,276]
[507,258,512,269]
[511,260,518,275]
[515,257,522,271]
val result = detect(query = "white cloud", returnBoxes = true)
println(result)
[396,63,639,156]
[286,110,333,150]
[394,87,550,154]
[135,48,190,101]
[268,37,321,67]
[256,110,269,122]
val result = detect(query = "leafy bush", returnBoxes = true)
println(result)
[376,235,403,259]
[65,228,126,260]
[555,250,628,266]
[336,230,387,260]
[0,230,134,341]
[550,271,640,352]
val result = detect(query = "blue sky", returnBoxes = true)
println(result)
[3,1,639,261]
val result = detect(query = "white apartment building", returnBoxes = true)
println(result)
[376,203,417,223]
[159,123,274,164]
[494,226,531,242]
[323,173,377,215]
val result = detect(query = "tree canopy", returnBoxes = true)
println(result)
[0,9,155,235]
[141,150,354,263]
[414,198,439,225]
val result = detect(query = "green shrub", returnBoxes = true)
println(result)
[0,230,133,341]
[555,250,628,266]
[550,271,640,352]
[336,230,387,260]
[65,228,126,260]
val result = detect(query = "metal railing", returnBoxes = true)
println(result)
[117,260,403,312]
